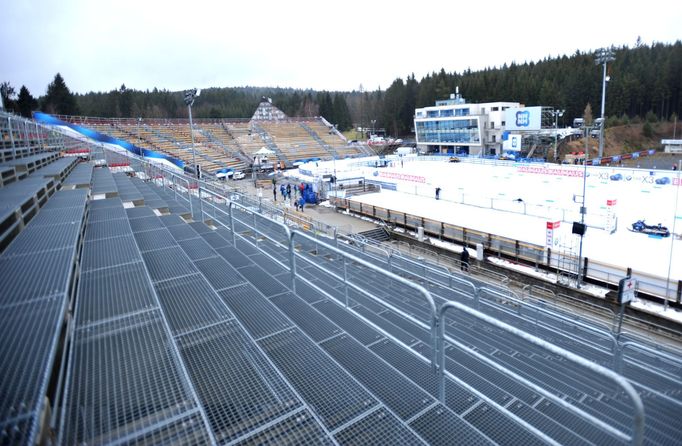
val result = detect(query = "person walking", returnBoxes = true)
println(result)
[273,184,277,201]
[298,196,305,212]
[286,183,292,200]
[435,187,441,200]
[460,248,470,272]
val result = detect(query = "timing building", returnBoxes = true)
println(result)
[414,89,520,156]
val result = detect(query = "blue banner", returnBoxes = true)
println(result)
[33,112,185,169]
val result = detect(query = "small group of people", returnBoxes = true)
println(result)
[273,181,306,212]
[273,182,296,201]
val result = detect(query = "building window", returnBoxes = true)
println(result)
[492,107,499,111]
[501,121,506,126]
[492,135,496,142]
[490,122,495,129]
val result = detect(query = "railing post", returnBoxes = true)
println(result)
[437,308,446,402]
[187,178,194,219]
[343,256,349,308]
[228,201,236,246]
[7,117,16,157]
[288,229,297,293]
[198,183,204,222]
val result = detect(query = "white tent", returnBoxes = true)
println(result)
[255,147,275,155]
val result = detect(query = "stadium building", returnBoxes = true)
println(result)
[414,89,520,156]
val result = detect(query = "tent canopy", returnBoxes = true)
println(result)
[255,147,275,155]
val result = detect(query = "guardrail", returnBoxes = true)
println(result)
[332,195,681,304]
[436,300,645,445]
[89,144,656,444]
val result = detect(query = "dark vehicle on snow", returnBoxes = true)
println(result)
[630,220,670,237]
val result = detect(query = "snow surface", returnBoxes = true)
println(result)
[299,158,681,285]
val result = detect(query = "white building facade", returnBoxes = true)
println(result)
[414,91,520,156]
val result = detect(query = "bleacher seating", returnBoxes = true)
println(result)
[3,112,682,445]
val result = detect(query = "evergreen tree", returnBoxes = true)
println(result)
[383,78,406,136]
[332,93,352,131]
[317,91,334,121]
[16,86,38,118]
[0,82,17,112]
[43,73,79,115]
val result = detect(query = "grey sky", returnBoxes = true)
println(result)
[2,0,681,96]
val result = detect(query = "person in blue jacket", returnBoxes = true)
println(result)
[298,196,305,212]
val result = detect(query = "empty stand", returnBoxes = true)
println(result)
[2,112,682,446]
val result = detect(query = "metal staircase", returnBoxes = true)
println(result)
[299,122,339,159]
[250,122,291,167]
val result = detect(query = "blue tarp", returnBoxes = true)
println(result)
[33,112,185,169]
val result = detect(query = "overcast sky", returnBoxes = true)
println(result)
[2,0,680,96]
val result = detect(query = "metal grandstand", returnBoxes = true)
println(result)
[1,111,682,445]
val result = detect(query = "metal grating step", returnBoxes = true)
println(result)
[0,248,74,306]
[284,278,329,304]
[129,215,163,233]
[177,237,218,261]
[233,409,333,446]
[4,221,82,257]
[120,412,212,445]
[197,231,231,249]
[87,205,127,223]
[81,235,142,272]
[258,328,379,431]
[0,416,32,445]
[270,293,342,342]
[85,219,132,242]
[0,296,66,440]
[141,246,198,283]
[76,262,157,328]
[335,407,426,446]
[90,197,123,210]
[188,222,212,235]
[176,320,301,443]
[248,252,287,275]
[40,189,88,210]
[61,310,198,445]
[352,305,419,346]
[159,214,186,227]
[133,228,178,252]
[234,238,261,256]
[88,197,122,210]
[507,400,602,446]
[321,334,434,421]
[462,402,546,446]
[370,341,479,415]
[29,206,85,227]
[126,206,157,220]
[409,405,494,446]
[194,256,246,292]
[218,284,292,340]
[166,223,200,242]
[154,273,233,336]
[444,347,540,406]
[237,264,287,297]
[214,246,252,269]
[312,299,384,346]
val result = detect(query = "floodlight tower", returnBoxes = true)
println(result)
[595,47,615,158]
[184,88,200,178]
[553,109,565,162]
